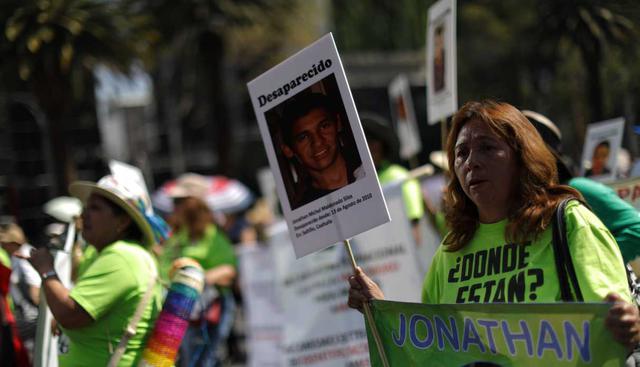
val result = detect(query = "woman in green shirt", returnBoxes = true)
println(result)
[347,100,640,355]
[24,176,168,366]
[160,196,237,367]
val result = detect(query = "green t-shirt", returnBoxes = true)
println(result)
[60,240,162,367]
[378,162,424,221]
[0,248,10,268]
[422,201,631,304]
[569,177,640,262]
[75,244,98,278]
[159,224,236,285]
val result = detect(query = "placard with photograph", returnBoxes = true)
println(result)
[388,74,422,159]
[426,0,457,125]
[580,117,625,182]
[247,33,390,258]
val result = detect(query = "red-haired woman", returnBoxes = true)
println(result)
[348,100,640,353]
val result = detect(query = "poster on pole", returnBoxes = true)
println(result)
[426,0,457,125]
[268,184,423,367]
[247,33,390,258]
[579,117,625,182]
[388,74,422,159]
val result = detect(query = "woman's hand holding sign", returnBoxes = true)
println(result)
[605,292,640,351]
[347,266,385,313]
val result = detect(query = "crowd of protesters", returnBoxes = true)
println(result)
[1,100,639,366]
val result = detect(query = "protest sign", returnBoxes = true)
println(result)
[265,184,423,366]
[238,244,285,367]
[366,300,626,367]
[248,33,389,258]
[580,118,625,182]
[388,74,422,159]
[609,177,640,211]
[34,222,76,367]
[426,0,458,125]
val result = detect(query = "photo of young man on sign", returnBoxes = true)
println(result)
[266,74,364,210]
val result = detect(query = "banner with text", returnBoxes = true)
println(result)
[366,300,626,367]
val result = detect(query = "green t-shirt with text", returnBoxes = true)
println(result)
[422,201,630,304]
[60,240,162,367]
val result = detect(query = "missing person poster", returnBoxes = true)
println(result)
[388,74,422,159]
[247,33,390,258]
[426,0,457,125]
[579,117,625,182]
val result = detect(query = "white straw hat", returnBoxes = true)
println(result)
[69,175,168,247]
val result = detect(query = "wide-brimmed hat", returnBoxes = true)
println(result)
[360,112,399,157]
[521,110,574,182]
[0,223,26,244]
[69,176,169,247]
[166,173,209,199]
[429,150,449,171]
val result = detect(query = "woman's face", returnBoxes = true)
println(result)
[453,118,518,223]
[81,193,130,249]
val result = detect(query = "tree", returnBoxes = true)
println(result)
[0,0,156,194]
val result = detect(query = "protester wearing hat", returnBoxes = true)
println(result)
[0,223,41,361]
[23,175,169,366]
[280,93,365,209]
[158,174,237,367]
[523,110,640,263]
[360,112,425,245]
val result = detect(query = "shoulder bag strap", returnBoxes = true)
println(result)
[552,198,584,302]
[107,254,157,367]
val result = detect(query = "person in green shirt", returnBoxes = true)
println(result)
[24,175,169,367]
[361,113,425,245]
[159,195,237,367]
[348,100,640,354]
[523,109,640,263]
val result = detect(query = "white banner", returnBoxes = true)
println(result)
[263,184,424,367]
[238,243,285,367]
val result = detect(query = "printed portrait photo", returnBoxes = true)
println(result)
[432,22,446,93]
[585,139,612,178]
[265,74,364,210]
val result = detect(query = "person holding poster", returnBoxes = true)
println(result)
[361,113,425,245]
[279,92,364,208]
[23,175,168,366]
[348,100,640,353]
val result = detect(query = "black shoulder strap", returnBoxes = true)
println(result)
[551,198,584,302]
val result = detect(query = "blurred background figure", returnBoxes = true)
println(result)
[158,174,238,367]
[0,222,39,363]
[361,112,425,245]
[523,110,640,263]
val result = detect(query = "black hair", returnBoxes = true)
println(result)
[100,195,145,243]
[594,140,610,150]
[280,93,337,146]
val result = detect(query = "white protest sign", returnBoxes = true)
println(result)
[426,0,457,125]
[388,74,422,159]
[609,177,640,211]
[237,244,285,367]
[269,184,422,367]
[580,117,625,182]
[34,223,76,367]
[247,33,389,258]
